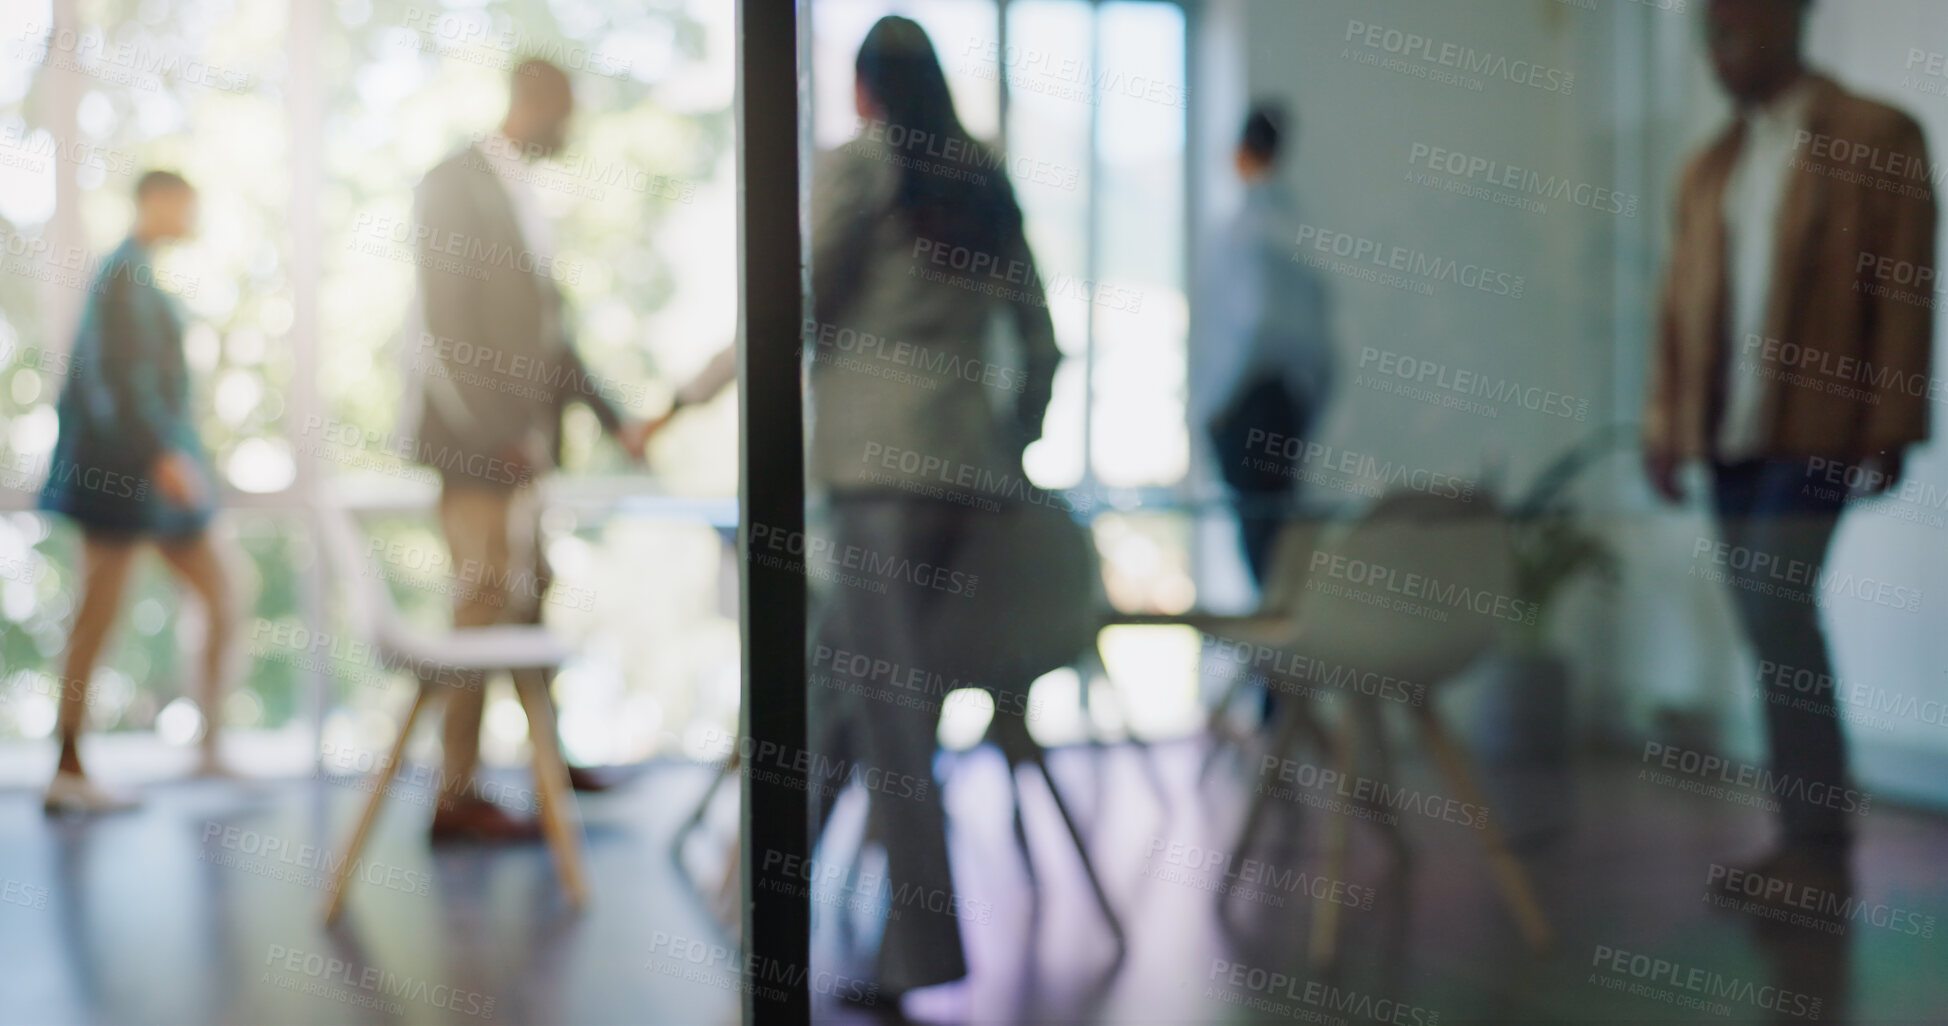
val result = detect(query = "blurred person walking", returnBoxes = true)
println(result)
[1200,103,1335,593]
[402,59,650,842]
[40,170,239,813]
[806,15,1062,1009]
[1199,103,1335,726]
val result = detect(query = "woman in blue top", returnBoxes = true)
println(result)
[39,170,236,814]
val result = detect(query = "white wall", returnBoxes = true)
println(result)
[1209,0,1948,809]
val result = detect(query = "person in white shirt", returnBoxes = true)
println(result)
[1646,0,1936,910]
[403,60,651,841]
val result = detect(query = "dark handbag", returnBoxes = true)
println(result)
[1210,373,1305,495]
[924,491,1100,693]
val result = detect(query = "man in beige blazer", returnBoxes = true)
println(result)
[1646,0,1935,900]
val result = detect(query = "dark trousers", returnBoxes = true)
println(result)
[1233,487,1289,590]
[1711,459,1851,850]
[1232,486,1291,723]
[809,493,971,993]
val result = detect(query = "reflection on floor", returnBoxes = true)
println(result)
[2,741,1946,1025]
[0,763,738,1026]
[818,739,1948,1024]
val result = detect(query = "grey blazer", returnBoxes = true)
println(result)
[402,144,622,487]
[808,137,1061,494]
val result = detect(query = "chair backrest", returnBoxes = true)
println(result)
[311,499,409,658]
[1277,490,1515,692]
[921,496,1102,693]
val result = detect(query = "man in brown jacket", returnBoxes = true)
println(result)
[1646,0,1936,898]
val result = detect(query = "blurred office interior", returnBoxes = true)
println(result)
[2,0,1947,1023]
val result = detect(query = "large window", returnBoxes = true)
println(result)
[0,0,740,770]
[808,0,1199,747]
[812,0,1189,498]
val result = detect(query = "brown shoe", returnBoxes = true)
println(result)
[566,765,616,793]
[431,796,542,843]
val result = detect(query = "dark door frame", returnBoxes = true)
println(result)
[738,1,811,1022]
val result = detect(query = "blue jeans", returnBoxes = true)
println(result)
[1711,459,1851,849]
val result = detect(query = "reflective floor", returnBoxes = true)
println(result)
[2,740,1945,1025]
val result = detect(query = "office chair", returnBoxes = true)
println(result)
[311,499,589,924]
[1162,491,1552,966]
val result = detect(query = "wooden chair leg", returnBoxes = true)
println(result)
[1354,698,1411,861]
[1198,655,1254,783]
[1230,693,1309,858]
[1309,703,1361,969]
[515,668,589,908]
[323,683,436,925]
[1413,706,1552,951]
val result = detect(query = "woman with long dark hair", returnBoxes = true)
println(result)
[806,15,1061,1005]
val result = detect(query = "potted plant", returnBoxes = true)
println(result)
[1473,429,1627,769]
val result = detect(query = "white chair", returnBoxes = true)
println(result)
[311,499,588,924]
[1171,491,1551,965]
